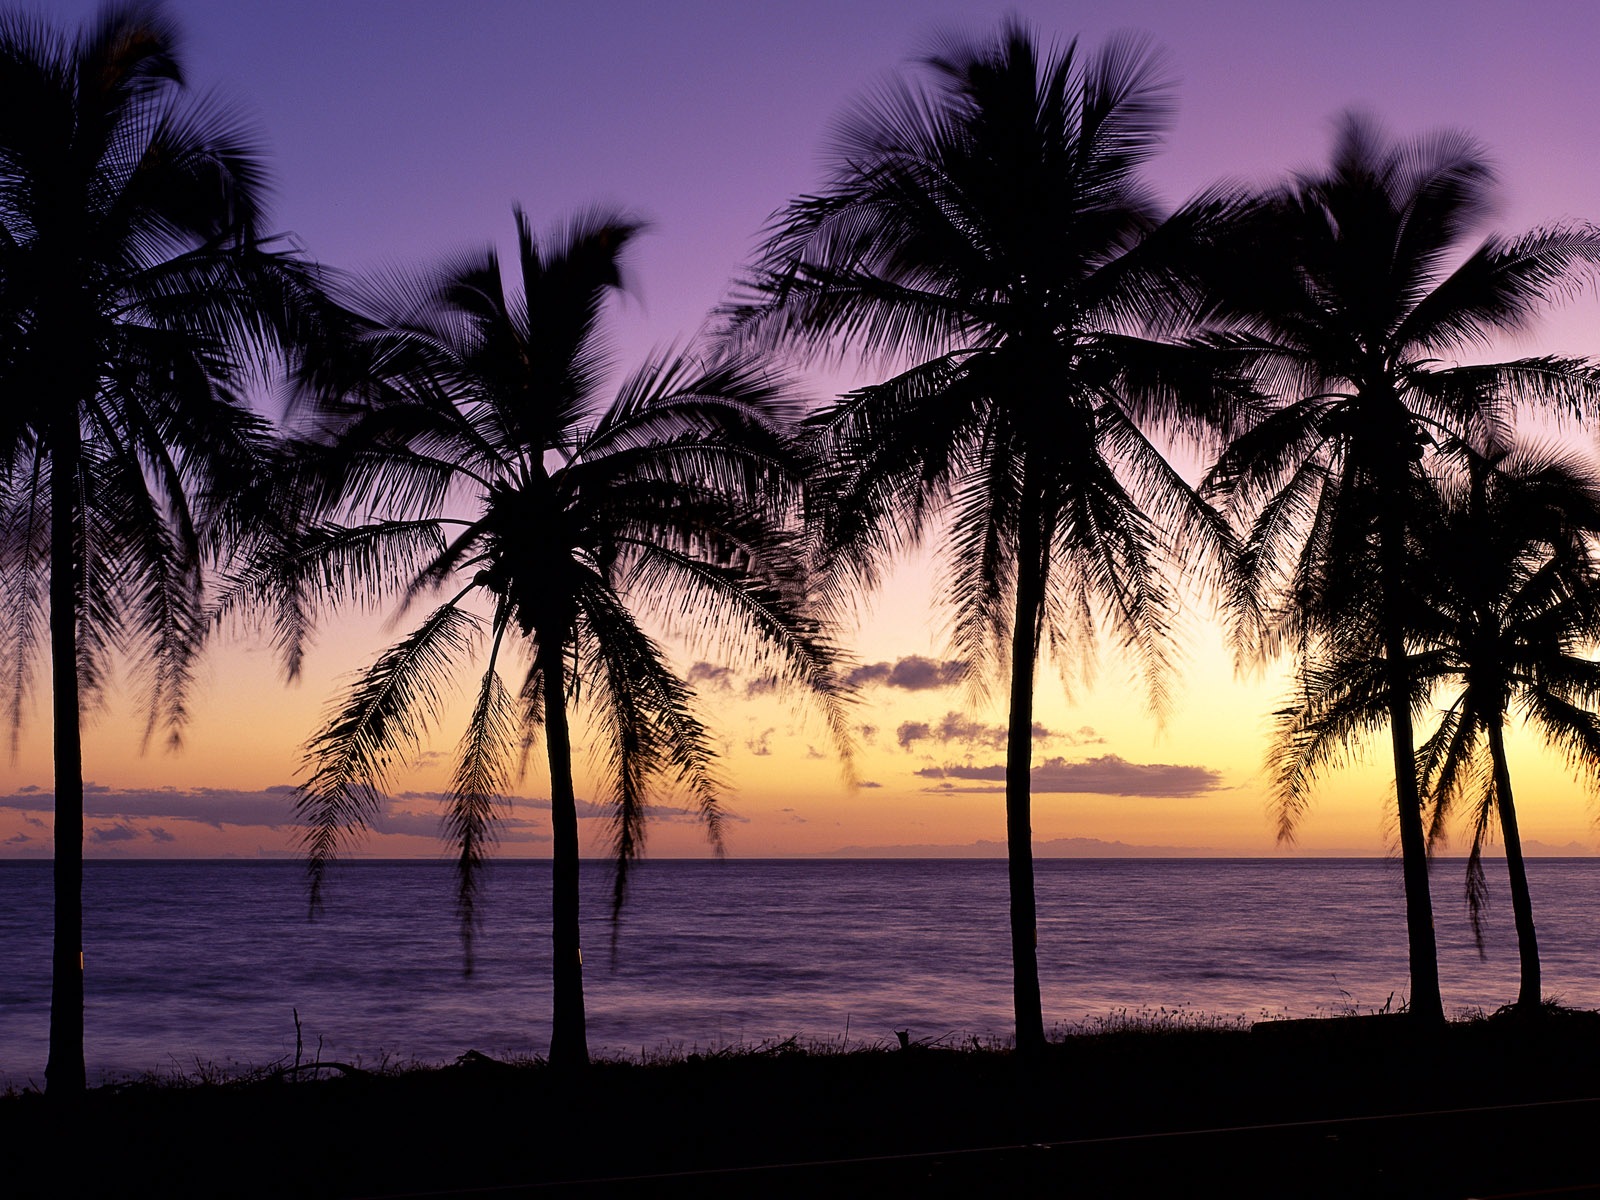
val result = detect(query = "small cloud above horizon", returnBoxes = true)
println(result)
[847,656,965,691]
[0,782,736,855]
[896,712,1086,753]
[914,754,1224,798]
[687,661,736,691]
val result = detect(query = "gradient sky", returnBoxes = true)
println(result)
[5,0,1600,861]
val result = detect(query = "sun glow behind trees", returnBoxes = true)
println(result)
[2,0,1600,864]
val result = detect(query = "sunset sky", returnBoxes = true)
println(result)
[4,0,1600,861]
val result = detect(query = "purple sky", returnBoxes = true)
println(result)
[43,0,1600,375]
[10,0,1600,858]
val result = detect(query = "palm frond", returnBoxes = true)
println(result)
[0,456,49,755]
[575,578,723,921]
[446,605,517,974]
[297,598,480,911]
[212,518,449,682]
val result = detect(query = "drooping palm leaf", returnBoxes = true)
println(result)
[298,598,481,910]
[284,207,850,1068]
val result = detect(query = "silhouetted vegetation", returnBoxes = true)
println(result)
[7,2,1600,1105]
[234,209,850,1068]
[0,1,327,1094]
[1273,440,1600,1011]
[7,1014,1600,1196]
[732,19,1242,1055]
[1200,115,1600,1024]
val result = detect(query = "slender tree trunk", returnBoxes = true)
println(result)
[1007,488,1046,1056]
[542,646,589,1069]
[1377,494,1444,1026]
[46,427,86,1096]
[1486,720,1540,1011]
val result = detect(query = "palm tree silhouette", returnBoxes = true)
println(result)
[1280,443,1600,1012]
[1204,114,1600,1025]
[0,2,326,1093]
[261,209,850,1069]
[734,22,1234,1053]
[1418,445,1600,1010]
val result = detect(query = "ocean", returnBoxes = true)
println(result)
[2,857,1597,1086]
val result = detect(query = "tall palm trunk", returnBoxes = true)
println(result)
[1006,481,1046,1055]
[1486,719,1540,1010]
[542,644,589,1069]
[1377,496,1444,1026]
[46,425,86,1096]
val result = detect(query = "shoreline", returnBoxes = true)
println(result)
[6,1009,1600,1196]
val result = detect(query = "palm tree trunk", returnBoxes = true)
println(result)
[1486,720,1540,1011]
[1007,490,1046,1056]
[1377,501,1444,1026]
[46,427,86,1096]
[542,646,589,1069]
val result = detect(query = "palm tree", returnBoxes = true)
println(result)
[248,208,850,1069]
[1272,441,1600,1014]
[732,22,1235,1053]
[0,1,326,1094]
[1202,114,1600,1025]
[1419,445,1600,1010]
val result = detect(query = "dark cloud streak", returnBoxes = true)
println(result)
[915,754,1224,797]
[847,656,965,691]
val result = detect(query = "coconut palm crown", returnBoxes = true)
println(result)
[0,1,328,1094]
[243,208,851,1069]
[1202,113,1600,1023]
[733,21,1238,1053]
[1273,441,1600,1012]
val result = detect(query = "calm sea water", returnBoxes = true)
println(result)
[1,857,1597,1086]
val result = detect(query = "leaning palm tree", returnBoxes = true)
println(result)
[1416,444,1600,1009]
[1272,441,1600,1014]
[0,2,326,1094]
[733,22,1236,1053]
[245,208,850,1069]
[1202,114,1600,1024]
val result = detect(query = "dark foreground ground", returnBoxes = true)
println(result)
[6,1009,1600,1198]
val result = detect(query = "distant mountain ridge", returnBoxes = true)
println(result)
[813,837,1599,858]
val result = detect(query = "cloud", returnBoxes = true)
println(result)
[857,780,883,789]
[895,712,1057,752]
[746,728,775,756]
[896,721,931,750]
[0,786,297,830]
[395,790,725,825]
[847,656,965,691]
[0,784,730,848]
[367,807,552,843]
[686,661,736,691]
[914,754,1224,797]
[90,822,142,843]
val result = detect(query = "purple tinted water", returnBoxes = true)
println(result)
[1,857,1596,1085]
